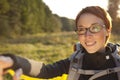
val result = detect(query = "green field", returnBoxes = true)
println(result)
[0,32,120,80]
[0,32,78,63]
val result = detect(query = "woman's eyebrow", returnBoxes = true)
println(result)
[78,25,85,28]
[79,23,101,27]
[91,22,99,25]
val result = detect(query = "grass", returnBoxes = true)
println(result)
[0,32,120,80]
[0,32,78,63]
[110,33,120,43]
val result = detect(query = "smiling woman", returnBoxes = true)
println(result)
[43,0,108,19]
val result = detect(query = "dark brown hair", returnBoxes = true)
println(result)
[75,6,112,30]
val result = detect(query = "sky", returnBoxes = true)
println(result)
[43,0,109,19]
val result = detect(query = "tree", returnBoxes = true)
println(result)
[0,0,75,38]
[108,0,120,21]
[108,0,120,34]
[60,17,75,31]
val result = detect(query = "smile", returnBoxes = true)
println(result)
[85,41,96,46]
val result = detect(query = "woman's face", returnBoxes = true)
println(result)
[77,13,109,53]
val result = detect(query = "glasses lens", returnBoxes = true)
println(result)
[90,24,103,33]
[76,28,86,35]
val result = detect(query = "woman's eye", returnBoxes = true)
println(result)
[91,26,101,32]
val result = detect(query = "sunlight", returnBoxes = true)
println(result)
[43,0,108,19]
[117,5,120,18]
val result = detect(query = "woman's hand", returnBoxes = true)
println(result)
[0,56,13,80]
[0,56,13,69]
[13,68,23,80]
[0,56,23,80]
[0,68,23,80]
[0,66,3,80]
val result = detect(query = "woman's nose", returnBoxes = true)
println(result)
[85,29,92,36]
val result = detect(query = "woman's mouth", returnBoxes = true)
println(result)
[85,41,96,46]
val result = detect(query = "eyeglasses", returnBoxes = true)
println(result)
[75,23,106,35]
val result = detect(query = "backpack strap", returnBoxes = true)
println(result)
[111,44,120,80]
[68,43,84,80]
[89,66,120,80]
[77,69,101,75]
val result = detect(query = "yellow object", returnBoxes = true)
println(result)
[8,69,67,80]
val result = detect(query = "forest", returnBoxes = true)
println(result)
[0,0,75,38]
[0,0,119,39]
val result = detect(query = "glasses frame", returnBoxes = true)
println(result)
[75,24,106,35]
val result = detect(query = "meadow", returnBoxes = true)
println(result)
[0,32,120,80]
[0,32,78,63]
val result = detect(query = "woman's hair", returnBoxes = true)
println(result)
[76,6,112,29]
[75,6,112,43]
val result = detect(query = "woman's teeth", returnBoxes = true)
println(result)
[85,42,96,46]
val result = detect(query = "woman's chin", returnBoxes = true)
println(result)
[86,49,97,54]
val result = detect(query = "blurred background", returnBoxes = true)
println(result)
[0,0,120,79]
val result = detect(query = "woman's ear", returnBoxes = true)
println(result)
[106,29,111,36]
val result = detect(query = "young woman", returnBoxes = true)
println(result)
[0,6,120,80]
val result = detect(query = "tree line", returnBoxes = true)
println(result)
[0,0,75,38]
[0,0,120,38]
